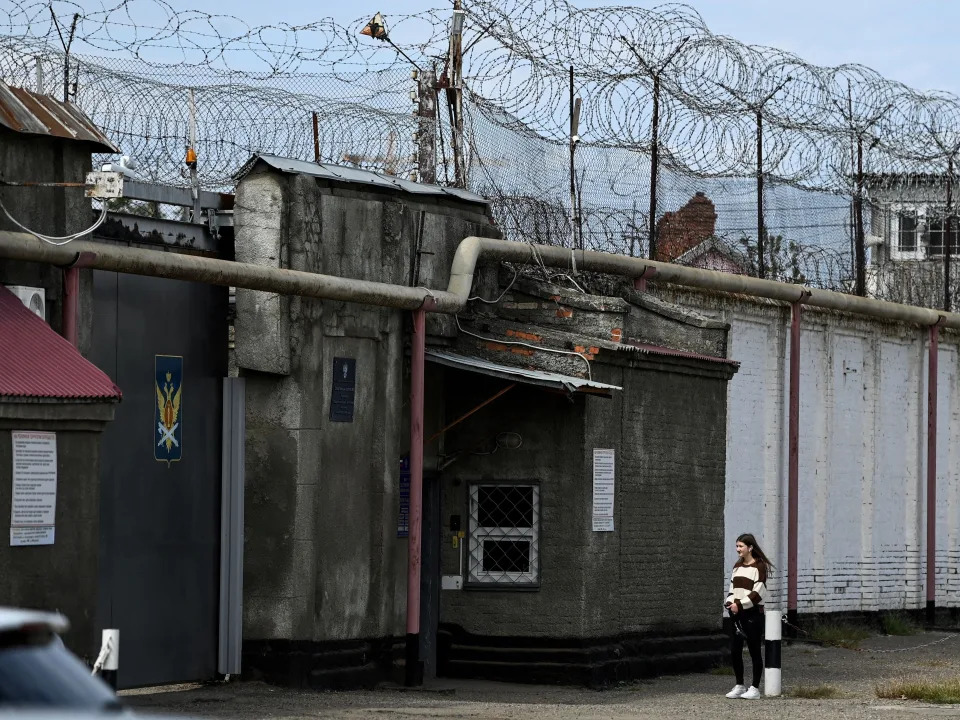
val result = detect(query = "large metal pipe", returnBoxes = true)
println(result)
[927,323,941,625]
[449,237,959,329]
[4,230,960,329]
[0,231,460,312]
[406,307,427,686]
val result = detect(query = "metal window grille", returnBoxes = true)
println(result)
[468,483,540,587]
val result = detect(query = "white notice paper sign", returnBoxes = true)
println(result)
[10,431,57,546]
[592,448,615,532]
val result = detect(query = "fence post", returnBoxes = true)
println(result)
[764,609,782,696]
[416,70,437,185]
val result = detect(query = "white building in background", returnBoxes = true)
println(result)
[866,174,959,308]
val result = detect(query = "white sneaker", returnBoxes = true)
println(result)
[725,684,746,698]
[741,686,761,700]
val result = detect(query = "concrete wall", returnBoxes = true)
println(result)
[0,402,115,661]
[438,351,732,641]
[234,167,499,646]
[438,371,589,638]
[0,131,95,355]
[656,287,960,615]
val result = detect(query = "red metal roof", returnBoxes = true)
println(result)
[0,286,122,401]
[0,81,118,153]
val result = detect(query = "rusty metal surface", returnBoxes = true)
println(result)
[0,80,118,152]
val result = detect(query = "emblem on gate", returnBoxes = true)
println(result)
[155,355,183,465]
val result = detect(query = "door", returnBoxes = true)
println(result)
[91,270,227,688]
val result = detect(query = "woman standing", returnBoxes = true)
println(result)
[723,533,773,700]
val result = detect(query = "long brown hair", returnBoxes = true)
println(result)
[737,533,776,573]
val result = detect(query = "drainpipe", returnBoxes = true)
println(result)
[927,321,943,626]
[633,267,657,293]
[406,304,430,686]
[62,266,79,346]
[787,296,808,632]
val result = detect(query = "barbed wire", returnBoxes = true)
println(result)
[3,0,960,304]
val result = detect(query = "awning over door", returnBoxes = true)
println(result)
[425,350,621,397]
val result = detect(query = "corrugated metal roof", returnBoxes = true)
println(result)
[234,153,490,206]
[426,350,621,395]
[0,80,118,152]
[0,287,122,401]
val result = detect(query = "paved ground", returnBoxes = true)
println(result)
[123,631,960,720]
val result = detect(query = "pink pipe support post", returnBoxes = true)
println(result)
[63,267,79,346]
[405,308,427,686]
[787,301,801,632]
[927,323,940,625]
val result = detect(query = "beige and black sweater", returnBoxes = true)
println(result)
[724,560,768,612]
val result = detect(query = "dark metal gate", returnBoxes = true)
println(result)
[91,269,228,688]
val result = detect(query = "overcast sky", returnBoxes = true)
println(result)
[193,0,960,97]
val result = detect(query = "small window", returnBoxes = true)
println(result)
[468,483,540,587]
[898,210,917,252]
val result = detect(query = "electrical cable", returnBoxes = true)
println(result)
[455,314,593,380]
[0,199,108,246]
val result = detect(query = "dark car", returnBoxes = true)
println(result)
[0,608,121,711]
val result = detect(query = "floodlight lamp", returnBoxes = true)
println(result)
[360,12,388,41]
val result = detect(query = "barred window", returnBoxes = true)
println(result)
[468,483,540,587]
[925,215,960,256]
[898,210,917,253]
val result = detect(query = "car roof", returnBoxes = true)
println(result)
[0,607,69,634]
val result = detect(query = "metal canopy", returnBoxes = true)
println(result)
[0,80,118,152]
[425,350,621,396]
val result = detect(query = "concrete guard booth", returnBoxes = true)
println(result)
[234,155,739,688]
[0,287,120,659]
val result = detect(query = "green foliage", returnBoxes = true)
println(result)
[738,229,808,284]
[876,677,960,704]
[809,620,871,649]
[879,613,918,636]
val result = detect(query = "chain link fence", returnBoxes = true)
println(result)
[4,0,960,308]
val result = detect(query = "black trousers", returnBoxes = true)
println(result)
[730,608,764,688]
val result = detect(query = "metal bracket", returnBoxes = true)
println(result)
[84,171,124,199]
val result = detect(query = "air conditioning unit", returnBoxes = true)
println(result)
[4,285,46,321]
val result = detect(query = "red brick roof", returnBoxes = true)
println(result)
[0,286,122,401]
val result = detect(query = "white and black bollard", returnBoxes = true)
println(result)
[93,629,120,691]
[764,609,781,697]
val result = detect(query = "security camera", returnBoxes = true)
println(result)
[101,155,138,179]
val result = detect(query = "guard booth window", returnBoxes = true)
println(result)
[467,483,540,588]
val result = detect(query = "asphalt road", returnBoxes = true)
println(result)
[123,631,960,720]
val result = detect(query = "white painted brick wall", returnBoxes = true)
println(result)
[662,289,960,614]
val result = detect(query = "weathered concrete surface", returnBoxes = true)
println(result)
[234,171,289,375]
[438,374,589,638]
[0,400,115,662]
[235,166,499,653]
[0,131,95,356]
[437,310,735,644]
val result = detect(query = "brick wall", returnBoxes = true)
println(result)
[654,287,960,614]
[439,352,733,640]
[655,192,718,262]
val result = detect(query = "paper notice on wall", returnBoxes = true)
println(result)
[10,431,57,547]
[592,448,615,532]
